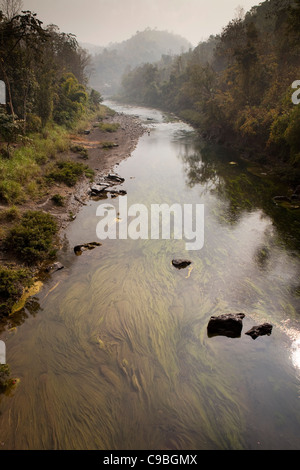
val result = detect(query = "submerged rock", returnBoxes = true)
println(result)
[74,242,102,256]
[108,189,127,197]
[172,259,192,269]
[45,262,64,273]
[245,323,273,340]
[207,313,245,338]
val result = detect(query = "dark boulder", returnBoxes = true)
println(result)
[207,313,245,338]
[108,189,127,197]
[45,262,64,273]
[245,323,273,340]
[90,184,110,195]
[172,259,192,269]
[106,174,125,184]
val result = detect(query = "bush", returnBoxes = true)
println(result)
[51,194,65,206]
[101,141,118,149]
[4,210,58,264]
[0,180,25,204]
[46,160,94,186]
[0,266,32,315]
[98,122,120,133]
[70,145,89,159]
[0,365,11,393]
[0,206,21,222]
[26,114,42,133]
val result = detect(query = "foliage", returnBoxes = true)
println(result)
[53,73,88,127]
[46,160,94,187]
[4,210,58,264]
[0,124,70,203]
[51,193,65,206]
[70,144,88,159]
[0,265,32,315]
[0,110,21,153]
[0,205,20,221]
[119,0,300,176]
[0,364,10,392]
[98,122,120,133]
[0,10,101,130]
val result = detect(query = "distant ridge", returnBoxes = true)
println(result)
[89,28,192,95]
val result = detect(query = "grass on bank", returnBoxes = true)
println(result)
[98,122,120,133]
[0,123,70,204]
[0,105,115,317]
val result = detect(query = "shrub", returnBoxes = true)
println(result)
[51,194,65,206]
[0,206,21,222]
[98,122,120,133]
[46,160,94,186]
[4,210,58,264]
[26,114,42,133]
[70,145,89,159]
[0,365,11,393]
[0,180,25,204]
[0,266,32,315]
[101,141,118,149]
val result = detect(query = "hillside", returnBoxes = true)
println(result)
[119,0,300,185]
[89,28,192,95]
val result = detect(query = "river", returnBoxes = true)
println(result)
[0,102,300,450]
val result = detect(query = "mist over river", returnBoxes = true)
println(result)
[0,102,300,450]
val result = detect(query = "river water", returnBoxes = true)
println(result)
[0,102,300,450]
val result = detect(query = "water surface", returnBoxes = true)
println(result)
[0,102,300,450]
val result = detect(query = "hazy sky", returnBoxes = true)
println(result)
[22,0,259,47]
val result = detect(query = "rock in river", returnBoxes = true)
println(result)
[106,174,125,184]
[172,259,192,269]
[45,262,64,273]
[245,323,273,340]
[207,313,245,338]
[74,242,102,256]
[90,184,110,195]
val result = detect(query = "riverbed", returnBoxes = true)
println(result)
[0,102,300,450]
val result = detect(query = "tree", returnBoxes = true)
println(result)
[0,109,21,155]
[0,0,23,20]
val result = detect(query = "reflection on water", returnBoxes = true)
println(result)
[0,103,300,450]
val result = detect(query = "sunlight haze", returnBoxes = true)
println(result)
[22,0,260,47]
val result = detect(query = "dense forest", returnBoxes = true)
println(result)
[0,3,103,198]
[0,7,100,132]
[89,28,192,95]
[119,0,300,184]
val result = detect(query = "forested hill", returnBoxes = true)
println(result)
[119,0,300,184]
[89,29,192,95]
